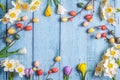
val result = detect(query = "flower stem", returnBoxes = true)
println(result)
[9,72,14,80]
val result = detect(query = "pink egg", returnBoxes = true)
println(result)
[22,16,28,21]
[34,61,40,67]
[83,21,89,27]
[96,33,101,39]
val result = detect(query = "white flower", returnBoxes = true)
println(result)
[57,4,67,14]
[29,0,41,12]
[95,63,103,76]
[18,48,27,54]
[5,8,21,23]
[103,59,118,78]
[3,60,16,72]
[106,47,119,59]
[100,6,107,20]
[1,58,9,67]
[114,44,120,50]
[0,17,9,24]
[15,65,25,77]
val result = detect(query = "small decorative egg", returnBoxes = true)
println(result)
[5,37,12,43]
[34,61,40,67]
[69,11,77,16]
[51,68,58,73]
[82,21,89,27]
[33,67,38,71]
[22,16,28,21]
[33,18,39,23]
[88,19,93,22]
[61,17,68,22]
[8,27,16,35]
[96,33,101,39]
[85,14,92,21]
[46,78,53,80]
[101,33,107,38]
[25,26,32,31]
[86,4,93,10]
[14,34,20,40]
[115,37,120,44]
[55,56,61,62]
[16,23,23,29]
[87,28,94,33]
[68,18,73,21]
[101,25,107,30]
[77,3,84,8]
[108,30,114,35]
[109,38,115,44]
[37,69,43,76]
[17,18,21,22]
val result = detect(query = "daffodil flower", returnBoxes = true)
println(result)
[44,0,52,17]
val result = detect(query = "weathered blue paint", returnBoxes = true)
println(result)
[0,0,120,80]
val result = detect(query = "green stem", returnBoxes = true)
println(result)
[53,0,60,6]
[9,72,14,80]
[0,41,16,54]
[112,76,116,80]
[0,50,18,58]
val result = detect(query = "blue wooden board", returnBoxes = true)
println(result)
[0,0,120,80]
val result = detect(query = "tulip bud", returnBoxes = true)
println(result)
[63,66,72,76]
[78,63,87,76]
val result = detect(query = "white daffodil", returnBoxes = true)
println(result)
[114,44,120,50]
[106,47,119,59]
[5,8,20,23]
[3,60,16,72]
[95,63,103,76]
[15,65,25,77]
[104,71,115,78]
[57,4,67,14]
[100,7,107,20]
[11,1,21,11]
[104,5,115,16]
[103,59,118,75]
[0,17,9,24]
[31,0,41,6]
[101,0,108,6]
[1,58,9,67]
[18,48,27,54]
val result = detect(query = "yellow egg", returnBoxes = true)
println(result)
[33,18,39,23]
[109,38,115,44]
[88,28,95,33]
[61,17,68,22]
[55,56,61,62]
[89,19,93,22]
[86,5,93,10]
[33,67,38,71]
[17,18,21,22]
[8,27,16,35]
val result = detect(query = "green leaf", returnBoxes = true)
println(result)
[0,50,18,58]
[0,41,16,54]
[0,2,6,12]
[53,0,60,6]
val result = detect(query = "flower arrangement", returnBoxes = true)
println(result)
[95,44,120,80]
[100,0,120,26]
[0,0,41,24]
[44,0,66,17]
[0,58,25,80]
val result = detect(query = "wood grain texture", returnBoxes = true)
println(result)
[0,0,119,80]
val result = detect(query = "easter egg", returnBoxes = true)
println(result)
[25,26,32,31]
[8,27,16,35]
[37,69,43,76]
[51,68,58,73]
[85,14,92,21]
[109,38,115,44]
[101,25,107,30]
[61,17,68,22]
[77,3,84,8]
[101,33,107,38]
[87,28,94,33]
[69,11,77,16]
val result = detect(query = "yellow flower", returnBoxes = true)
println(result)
[78,63,87,76]
[0,17,9,24]
[107,17,116,25]
[21,3,28,10]
[33,0,41,6]
[101,0,108,5]
[29,5,38,11]
[44,5,52,17]
[105,5,115,15]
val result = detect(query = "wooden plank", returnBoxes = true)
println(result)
[60,0,88,80]
[33,0,60,80]
[6,0,33,80]
[0,0,7,80]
